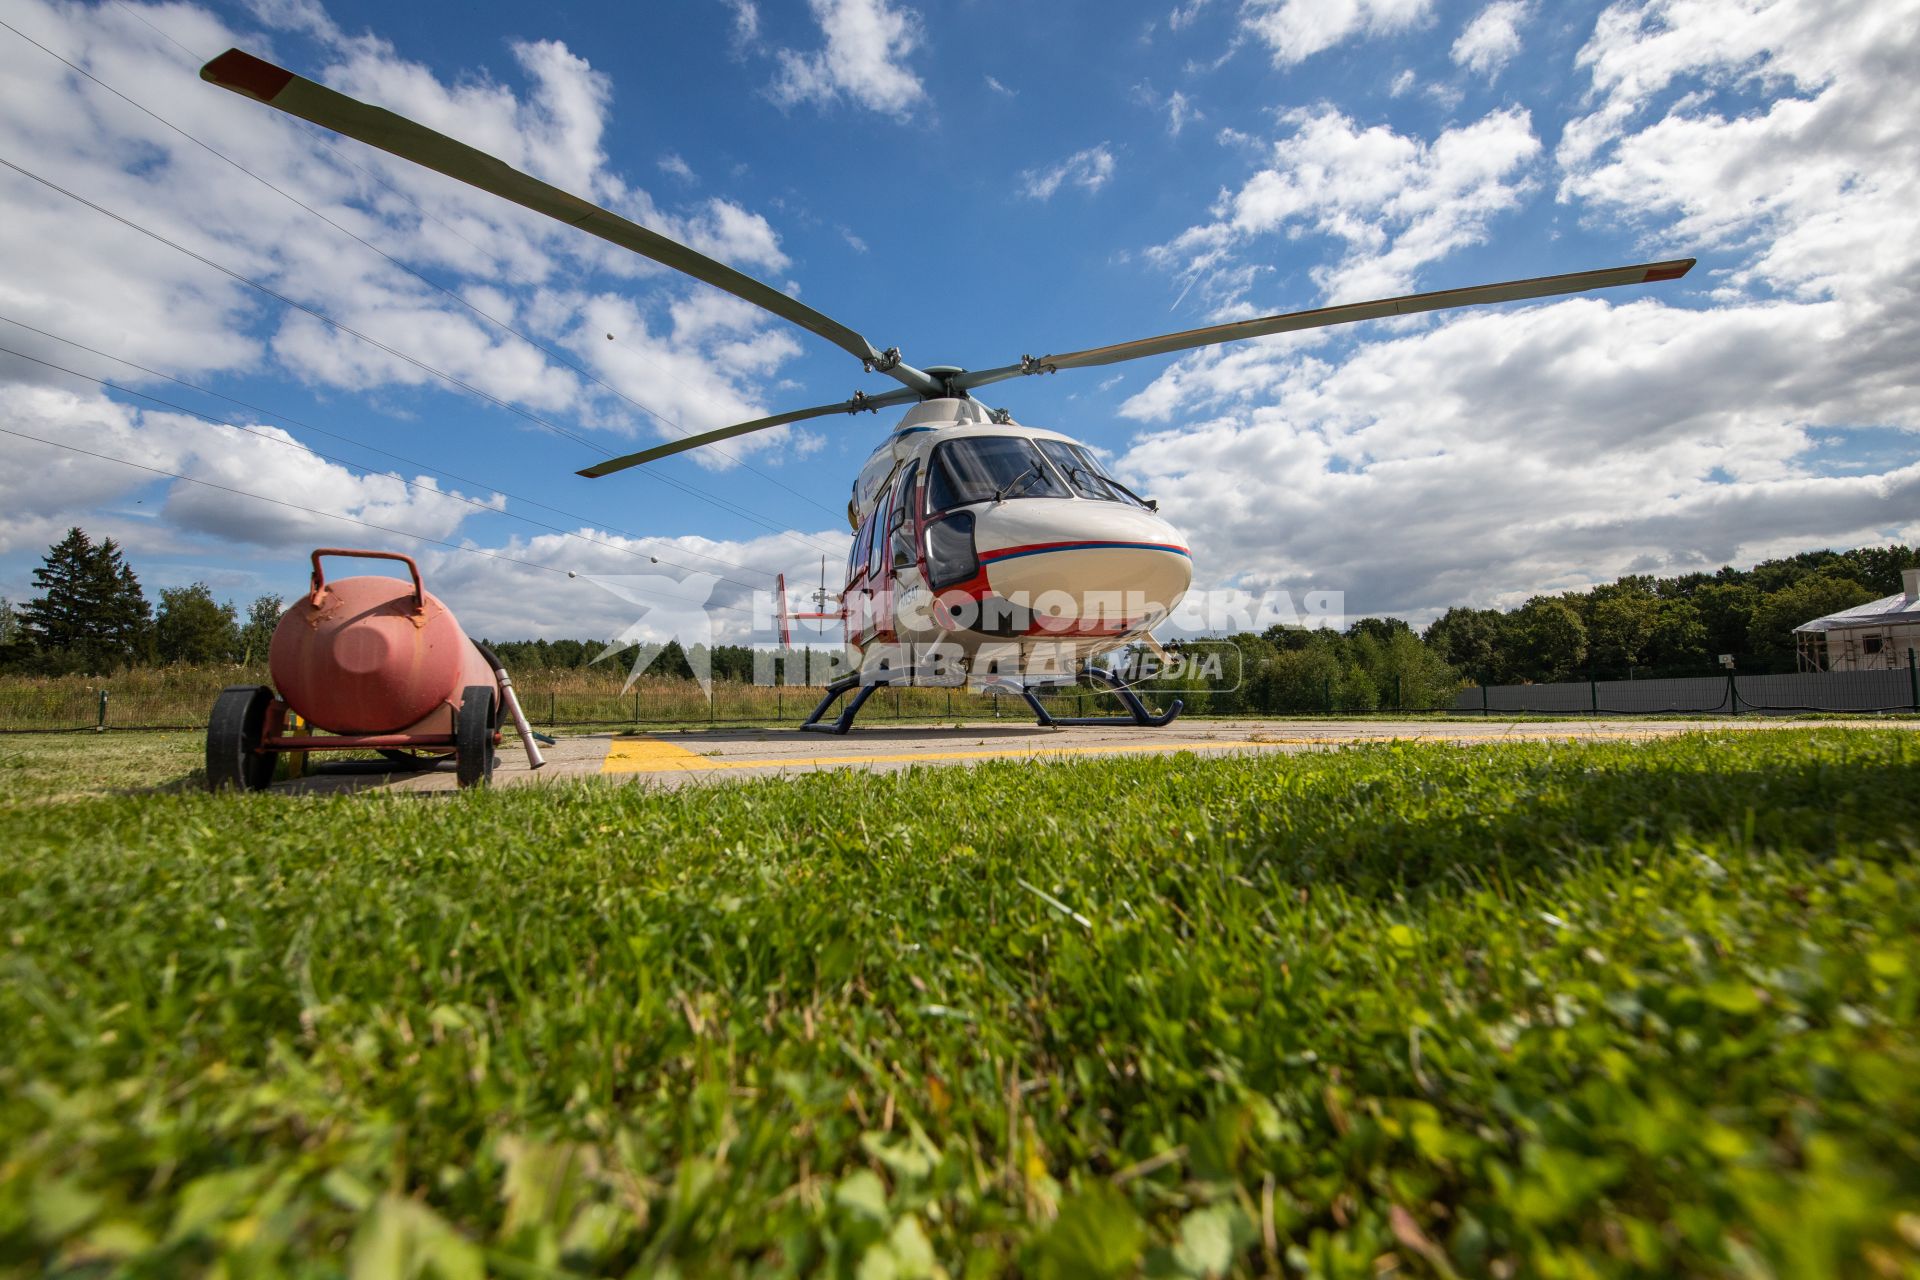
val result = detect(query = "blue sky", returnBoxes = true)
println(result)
[0,0,1914,641]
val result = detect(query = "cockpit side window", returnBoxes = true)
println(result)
[1035,440,1148,508]
[926,437,1067,510]
[849,513,872,583]
[888,461,919,569]
[866,484,891,578]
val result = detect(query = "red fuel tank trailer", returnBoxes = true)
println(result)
[206,549,543,789]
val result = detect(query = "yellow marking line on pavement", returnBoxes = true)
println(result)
[601,737,717,772]
[599,725,1714,775]
[603,738,1258,774]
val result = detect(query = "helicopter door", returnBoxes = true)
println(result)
[847,485,892,645]
[845,514,875,642]
[885,460,925,634]
[865,481,898,644]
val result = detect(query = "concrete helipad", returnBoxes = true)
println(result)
[272,716,1909,793]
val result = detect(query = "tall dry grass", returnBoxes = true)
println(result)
[0,665,1102,730]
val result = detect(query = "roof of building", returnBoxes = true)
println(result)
[1795,590,1920,634]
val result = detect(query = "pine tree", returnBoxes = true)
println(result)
[19,528,96,664]
[98,541,153,668]
[19,528,151,672]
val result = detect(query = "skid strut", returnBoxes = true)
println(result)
[799,674,889,735]
[1020,666,1182,728]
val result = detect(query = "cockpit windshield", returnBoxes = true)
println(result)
[1035,440,1149,508]
[926,437,1068,510]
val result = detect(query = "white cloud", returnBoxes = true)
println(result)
[1151,106,1540,310]
[0,370,848,638]
[0,0,808,494]
[0,381,502,556]
[1114,291,1920,616]
[1388,68,1417,96]
[1132,83,1204,136]
[1114,0,1920,619]
[984,74,1016,97]
[1166,91,1202,136]
[1452,1,1530,78]
[1557,0,1918,301]
[658,152,695,182]
[1239,0,1432,66]
[1169,0,1213,30]
[1021,145,1117,201]
[721,0,760,46]
[678,200,790,274]
[768,0,926,118]
[419,525,852,644]
[0,0,853,623]
[318,36,613,197]
[243,0,340,43]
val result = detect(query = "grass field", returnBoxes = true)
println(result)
[3,731,1919,1277]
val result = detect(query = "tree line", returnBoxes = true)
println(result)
[482,638,787,684]
[4,527,1911,695]
[1,529,283,674]
[1422,544,1913,683]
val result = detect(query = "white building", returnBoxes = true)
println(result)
[1795,569,1920,671]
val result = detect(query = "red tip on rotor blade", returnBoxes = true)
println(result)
[199,49,295,102]
[1643,259,1695,282]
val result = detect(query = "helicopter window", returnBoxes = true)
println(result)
[850,516,872,583]
[1035,440,1147,507]
[866,486,891,578]
[889,461,919,569]
[926,437,1067,510]
[925,511,979,588]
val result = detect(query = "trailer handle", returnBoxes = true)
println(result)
[308,548,427,610]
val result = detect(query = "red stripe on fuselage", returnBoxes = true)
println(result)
[978,539,1190,564]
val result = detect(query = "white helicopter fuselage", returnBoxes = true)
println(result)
[830,398,1191,681]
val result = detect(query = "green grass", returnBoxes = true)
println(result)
[0,731,206,804]
[3,731,1919,1277]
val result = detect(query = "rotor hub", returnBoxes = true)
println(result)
[920,365,971,399]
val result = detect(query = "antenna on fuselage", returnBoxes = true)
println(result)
[811,556,832,610]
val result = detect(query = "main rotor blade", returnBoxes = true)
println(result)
[199,48,902,377]
[953,258,1695,392]
[577,388,922,478]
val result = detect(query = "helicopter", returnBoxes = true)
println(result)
[200,48,1694,733]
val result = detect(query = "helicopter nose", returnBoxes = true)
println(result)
[973,501,1192,631]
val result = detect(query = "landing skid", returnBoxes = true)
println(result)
[798,666,1182,734]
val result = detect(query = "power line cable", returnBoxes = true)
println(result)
[0,339,772,594]
[0,153,842,556]
[0,312,787,584]
[0,424,758,618]
[112,2,516,285]
[32,8,844,520]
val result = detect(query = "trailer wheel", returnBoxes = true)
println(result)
[207,684,277,792]
[455,685,496,788]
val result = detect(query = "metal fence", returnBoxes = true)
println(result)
[0,677,1188,733]
[1450,667,1920,716]
[11,668,1915,733]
